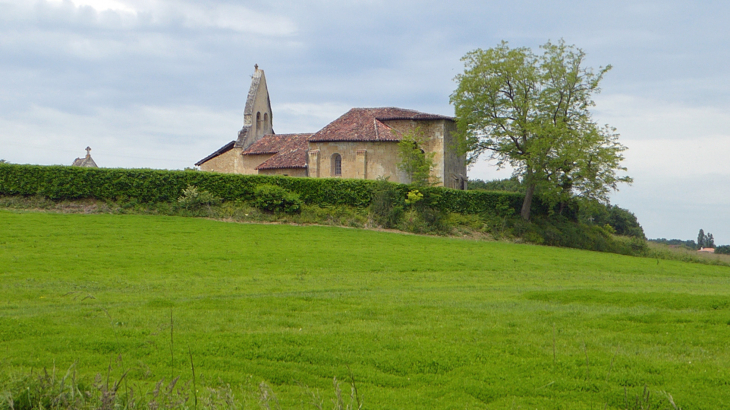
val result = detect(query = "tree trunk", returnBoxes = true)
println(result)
[521,183,536,221]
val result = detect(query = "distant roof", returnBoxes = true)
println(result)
[72,148,98,168]
[244,133,312,170]
[195,141,235,166]
[308,107,454,142]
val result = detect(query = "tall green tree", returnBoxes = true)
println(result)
[450,40,632,220]
[698,229,706,248]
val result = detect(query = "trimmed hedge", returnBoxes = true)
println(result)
[0,164,572,219]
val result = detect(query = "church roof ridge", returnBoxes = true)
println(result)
[243,133,313,155]
[308,107,453,143]
[354,107,455,121]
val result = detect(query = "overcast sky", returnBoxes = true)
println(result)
[1,0,729,242]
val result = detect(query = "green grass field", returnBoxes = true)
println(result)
[2,210,730,409]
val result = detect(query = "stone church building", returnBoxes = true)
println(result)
[195,66,467,189]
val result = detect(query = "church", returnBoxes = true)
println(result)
[195,66,467,189]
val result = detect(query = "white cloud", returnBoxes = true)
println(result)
[52,0,136,13]
[593,94,730,191]
[622,137,730,177]
[2,0,297,35]
[594,94,730,142]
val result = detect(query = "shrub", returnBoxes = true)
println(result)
[403,189,450,234]
[513,215,649,256]
[579,202,645,239]
[177,185,221,210]
[370,177,405,228]
[253,184,302,214]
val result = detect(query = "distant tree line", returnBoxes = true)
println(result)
[650,229,728,253]
[716,246,730,255]
[468,177,525,193]
[469,178,645,238]
[649,238,698,249]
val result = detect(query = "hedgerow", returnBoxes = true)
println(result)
[0,163,568,218]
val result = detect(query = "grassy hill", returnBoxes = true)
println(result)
[2,210,730,409]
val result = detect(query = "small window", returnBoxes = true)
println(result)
[332,153,342,176]
[256,112,262,136]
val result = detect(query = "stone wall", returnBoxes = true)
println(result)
[383,120,444,186]
[241,154,274,174]
[198,148,242,173]
[441,120,467,189]
[308,141,409,183]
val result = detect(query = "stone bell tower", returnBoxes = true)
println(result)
[234,64,274,150]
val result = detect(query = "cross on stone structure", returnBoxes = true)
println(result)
[85,146,91,157]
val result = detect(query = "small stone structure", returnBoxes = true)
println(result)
[196,66,467,189]
[72,147,98,168]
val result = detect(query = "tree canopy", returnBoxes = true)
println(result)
[697,229,715,248]
[450,40,631,220]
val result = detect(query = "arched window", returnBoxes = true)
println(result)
[263,113,269,129]
[332,153,342,176]
[256,112,262,137]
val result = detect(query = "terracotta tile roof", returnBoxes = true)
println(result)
[244,133,312,170]
[243,134,298,155]
[308,108,454,142]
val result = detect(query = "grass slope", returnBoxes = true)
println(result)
[1,210,730,409]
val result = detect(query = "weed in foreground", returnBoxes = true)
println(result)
[1,365,686,410]
[621,386,682,410]
[0,365,367,410]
